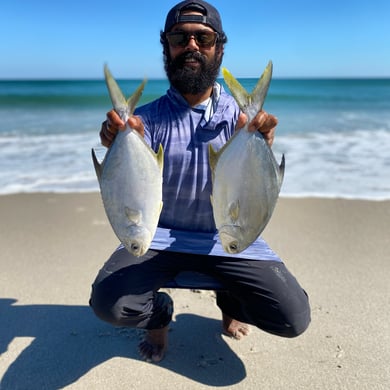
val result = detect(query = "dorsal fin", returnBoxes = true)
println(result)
[156,144,164,172]
[91,148,102,182]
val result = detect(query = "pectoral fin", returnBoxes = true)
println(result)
[125,207,142,225]
[228,200,240,222]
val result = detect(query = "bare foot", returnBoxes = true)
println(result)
[138,326,169,363]
[222,313,251,340]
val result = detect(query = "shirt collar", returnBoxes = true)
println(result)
[167,82,222,127]
[196,83,221,126]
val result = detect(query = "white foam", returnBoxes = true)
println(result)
[1,126,389,200]
[273,128,390,200]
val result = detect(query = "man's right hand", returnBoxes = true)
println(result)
[100,110,145,148]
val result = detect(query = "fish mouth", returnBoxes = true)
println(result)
[218,225,242,254]
[125,241,148,257]
[123,227,152,257]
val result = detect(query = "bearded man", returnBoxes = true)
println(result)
[90,0,310,363]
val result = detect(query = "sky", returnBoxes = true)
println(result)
[1,0,389,79]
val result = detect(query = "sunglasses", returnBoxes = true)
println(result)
[166,30,219,48]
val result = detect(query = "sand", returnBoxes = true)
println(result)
[0,193,389,389]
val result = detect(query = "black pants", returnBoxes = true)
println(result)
[90,247,310,337]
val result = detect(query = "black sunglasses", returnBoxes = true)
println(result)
[166,30,219,48]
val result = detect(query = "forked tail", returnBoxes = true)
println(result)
[104,64,146,121]
[222,61,272,121]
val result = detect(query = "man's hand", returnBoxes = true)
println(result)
[236,110,278,147]
[100,110,145,148]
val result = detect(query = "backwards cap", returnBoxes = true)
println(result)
[164,0,224,35]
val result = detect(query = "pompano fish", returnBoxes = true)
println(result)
[92,65,163,257]
[209,61,285,254]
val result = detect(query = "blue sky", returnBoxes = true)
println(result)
[1,0,389,79]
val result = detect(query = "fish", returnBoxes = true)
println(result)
[209,61,285,254]
[92,65,164,257]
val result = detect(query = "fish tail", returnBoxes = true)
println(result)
[222,61,273,119]
[104,64,146,121]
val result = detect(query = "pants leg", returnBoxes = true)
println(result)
[90,247,175,330]
[90,246,310,337]
[213,259,310,338]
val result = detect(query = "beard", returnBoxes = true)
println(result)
[164,50,222,95]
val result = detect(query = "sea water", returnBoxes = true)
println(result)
[0,78,389,199]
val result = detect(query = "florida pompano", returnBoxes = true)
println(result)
[92,65,163,257]
[209,61,285,254]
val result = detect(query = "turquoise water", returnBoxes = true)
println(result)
[1,78,389,198]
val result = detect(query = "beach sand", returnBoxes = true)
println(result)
[0,193,389,389]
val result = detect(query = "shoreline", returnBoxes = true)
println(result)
[1,193,389,389]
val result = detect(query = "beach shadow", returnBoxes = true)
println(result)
[0,298,246,389]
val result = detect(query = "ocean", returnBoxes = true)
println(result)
[1,77,389,200]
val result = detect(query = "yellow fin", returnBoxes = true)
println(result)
[208,144,219,172]
[228,200,240,222]
[222,61,273,118]
[156,143,164,172]
[104,64,146,120]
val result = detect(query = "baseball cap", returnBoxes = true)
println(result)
[164,0,224,35]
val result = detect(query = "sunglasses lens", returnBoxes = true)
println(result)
[195,32,217,47]
[166,31,218,48]
[166,32,188,47]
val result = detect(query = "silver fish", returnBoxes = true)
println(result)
[92,65,163,257]
[209,61,285,254]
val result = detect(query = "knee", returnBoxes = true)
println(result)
[90,285,173,330]
[89,288,120,327]
[252,294,311,338]
[89,283,148,328]
[272,301,311,338]
[90,294,149,328]
[279,313,311,338]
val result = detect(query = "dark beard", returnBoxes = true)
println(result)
[165,51,221,95]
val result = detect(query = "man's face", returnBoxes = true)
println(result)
[164,18,223,95]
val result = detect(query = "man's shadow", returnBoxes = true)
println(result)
[0,298,246,389]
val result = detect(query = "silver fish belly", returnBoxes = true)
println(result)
[92,65,163,257]
[209,61,285,254]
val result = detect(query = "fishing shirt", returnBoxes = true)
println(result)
[134,83,281,262]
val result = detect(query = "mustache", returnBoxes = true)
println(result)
[171,51,207,67]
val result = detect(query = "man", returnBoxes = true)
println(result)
[90,0,310,363]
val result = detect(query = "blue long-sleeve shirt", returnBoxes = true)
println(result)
[136,83,238,232]
[133,83,281,262]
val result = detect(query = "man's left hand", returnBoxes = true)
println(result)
[236,110,278,147]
